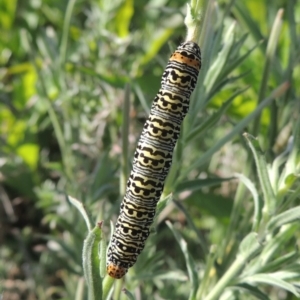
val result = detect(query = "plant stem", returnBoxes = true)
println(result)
[204,233,262,300]
[102,276,115,300]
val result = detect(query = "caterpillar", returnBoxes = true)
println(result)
[107,41,201,279]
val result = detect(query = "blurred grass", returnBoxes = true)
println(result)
[0,0,299,299]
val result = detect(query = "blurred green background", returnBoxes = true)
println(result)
[0,0,299,299]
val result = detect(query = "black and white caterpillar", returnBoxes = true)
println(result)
[107,41,201,279]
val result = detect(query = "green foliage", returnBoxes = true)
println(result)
[1,0,299,299]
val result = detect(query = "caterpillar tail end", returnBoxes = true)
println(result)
[107,263,128,279]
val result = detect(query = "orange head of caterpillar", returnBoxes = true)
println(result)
[170,41,201,71]
[107,263,128,279]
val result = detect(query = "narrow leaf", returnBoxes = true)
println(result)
[234,173,262,231]
[173,199,208,255]
[233,283,270,300]
[154,193,173,222]
[166,221,198,300]
[176,177,234,193]
[267,206,300,230]
[239,232,262,260]
[233,2,264,48]
[123,288,135,300]
[243,273,300,297]
[204,22,235,93]
[68,195,93,232]
[243,133,276,217]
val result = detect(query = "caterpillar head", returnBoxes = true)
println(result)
[178,41,201,61]
[169,41,201,71]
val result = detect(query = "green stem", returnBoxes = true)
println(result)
[204,256,245,300]
[102,275,115,300]
[204,233,262,300]
[185,0,210,42]
[196,246,218,299]
[113,278,124,300]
